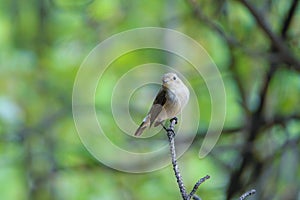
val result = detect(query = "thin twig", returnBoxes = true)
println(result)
[188,175,210,199]
[192,195,202,200]
[164,118,209,200]
[281,0,299,39]
[185,0,239,46]
[165,117,188,199]
[238,0,300,71]
[239,189,256,200]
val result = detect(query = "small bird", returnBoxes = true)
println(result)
[134,73,190,136]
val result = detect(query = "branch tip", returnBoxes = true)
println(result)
[188,175,210,198]
[239,189,256,200]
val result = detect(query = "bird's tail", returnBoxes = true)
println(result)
[134,116,150,136]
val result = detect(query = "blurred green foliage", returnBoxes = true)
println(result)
[0,0,300,200]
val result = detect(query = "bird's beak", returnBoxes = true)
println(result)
[162,78,169,84]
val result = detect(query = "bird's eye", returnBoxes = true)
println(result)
[173,76,176,80]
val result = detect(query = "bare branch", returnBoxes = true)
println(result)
[188,175,210,199]
[238,0,300,71]
[239,189,256,200]
[261,114,300,131]
[165,117,188,199]
[281,0,299,38]
[192,195,202,200]
[185,0,238,46]
[164,118,210,200]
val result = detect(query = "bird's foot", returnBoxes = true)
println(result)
[166,128,175,138]
[170,117,178,125]
[161,121,176,138]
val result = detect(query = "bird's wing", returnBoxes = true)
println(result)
[134,120,148,136]
[149,88,167,127]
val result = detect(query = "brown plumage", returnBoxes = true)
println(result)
[134,73,189,136]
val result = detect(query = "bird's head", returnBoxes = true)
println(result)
[162,73,181,89]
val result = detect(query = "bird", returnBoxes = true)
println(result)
[134,72,190,136]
